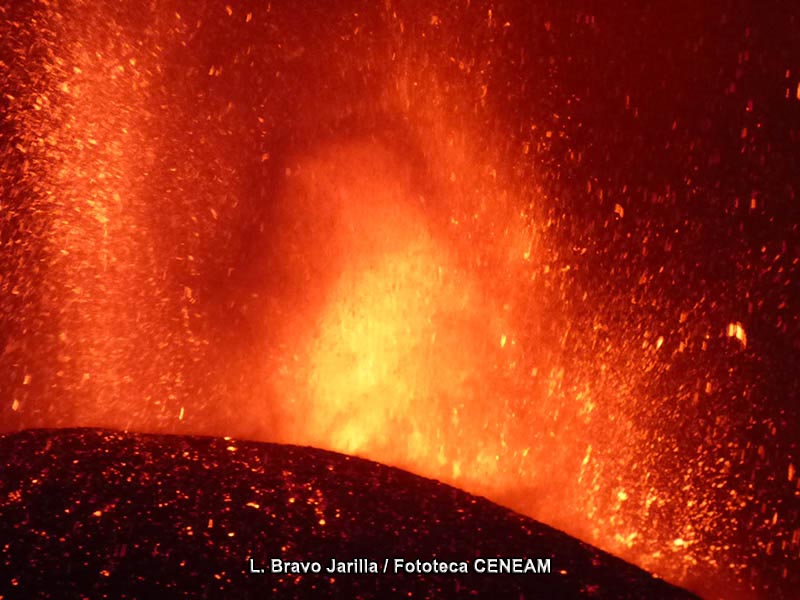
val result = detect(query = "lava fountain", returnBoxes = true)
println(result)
[2,1,798,599]
[268,141,514,461]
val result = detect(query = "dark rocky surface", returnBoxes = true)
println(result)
[0,428,698,599]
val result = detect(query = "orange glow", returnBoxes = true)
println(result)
[265,137,525,481]
[4,3,791,599]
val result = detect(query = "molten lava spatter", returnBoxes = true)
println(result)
[267,141,516,476]
[1,1,798,599]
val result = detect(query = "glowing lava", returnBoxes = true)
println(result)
[2,2,797,599]
[266,141,517,476]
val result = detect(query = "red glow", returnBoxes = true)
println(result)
[3,3,796,599]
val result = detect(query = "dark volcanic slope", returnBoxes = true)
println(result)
[0,429,697,599]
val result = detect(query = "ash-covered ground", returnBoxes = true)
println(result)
[0,428,697,599]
